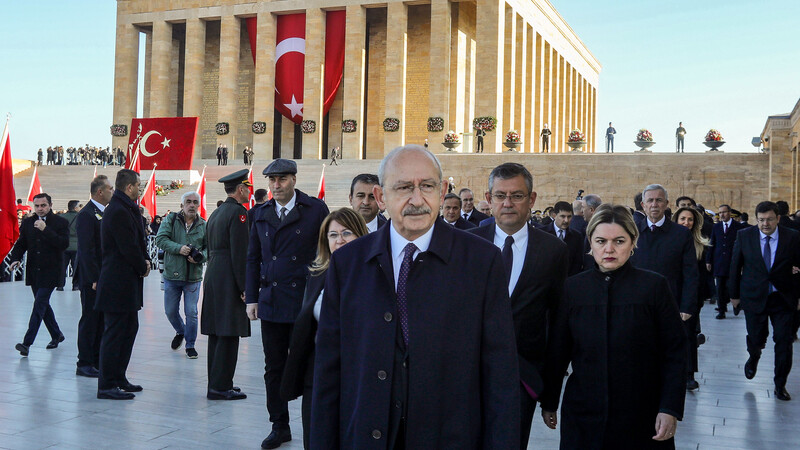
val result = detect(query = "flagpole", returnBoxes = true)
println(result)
[27,165,37,203]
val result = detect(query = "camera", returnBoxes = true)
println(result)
[576,189,584,200]
[187,245,204,263]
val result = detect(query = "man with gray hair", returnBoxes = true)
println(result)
[569,199,587,235]
[155,191,207,359]
[630,183,699,390]
[311,145,519,448]
[581,194,602,224]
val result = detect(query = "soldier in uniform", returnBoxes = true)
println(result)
[201,169,252,401]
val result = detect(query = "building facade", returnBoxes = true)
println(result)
[761,97,800,210]
[112,0,600,161]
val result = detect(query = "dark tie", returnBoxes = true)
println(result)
[558,229,564,240]
[650,224,656,233]
[724,222,728,234]
[463,213,468,221]
[763,235,772,271]
[502,235,514,286]
[397,243,417,346]
[279,206,287,222]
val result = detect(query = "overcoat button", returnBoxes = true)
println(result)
[384,312,393,322]
[377,370,387,380]
[291,256,296,261]
[291,282,296,287]
[272,256,277,260]
[372,430,382,440]
[272,282,277,286]
[296,229,301,234]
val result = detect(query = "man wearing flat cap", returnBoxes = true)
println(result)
[246,158,329,449]
[201,169,252,401]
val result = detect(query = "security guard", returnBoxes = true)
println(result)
[201,169,252,401]
[246,158,329,449]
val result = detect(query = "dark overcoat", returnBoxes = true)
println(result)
[76,202,103,287]
[246,189,328,323]
[541,264,687,450]
[310,219,520,449]
[465,209,489,227]
[201,197,251,337]
[728,225,800,314]
[441,216,476,230]
[629,218,699,314]
[706,220,745,277]
[10,211,69,288]
[540,223,585,276]
[95,190,149,313]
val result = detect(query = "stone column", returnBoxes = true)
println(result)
[342,5,367,159]
[427,0,451,149]
[112,22,139,151]
[302,9,325,160]
[218,16,240,150]
[143,31,152,118]
[513,15,525,150]
[591,86,597,153]
[532,33,543,153]
[253,13,277,161]
[522,25,533,153]
[475,0,505,154]
[769,134,793,201]
[502,6,516,147]
[384,2,408,154]
[549,51,559,153]
[183,18,205,158]
[558,56,566,152]
[150,21,172,118]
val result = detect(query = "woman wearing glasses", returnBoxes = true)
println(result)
[280,208,368,449]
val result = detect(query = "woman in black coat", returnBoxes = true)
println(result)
[541,204,688,449]
[279,208,367,449]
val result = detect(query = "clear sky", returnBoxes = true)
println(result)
[1,0,799,160]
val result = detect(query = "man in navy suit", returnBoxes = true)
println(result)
[311,145,519,449]
[459,188,489,226]
[441,193,476,230]
[541,201,585,276]
[349,173,386,233]
[707,204,744,319]
[729,201,800,401]
[630,184,699,390]
[469,162,568,448]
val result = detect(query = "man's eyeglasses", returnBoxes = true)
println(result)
[491,193,528,203]
[328,230,355,240]
[391,182,440,197]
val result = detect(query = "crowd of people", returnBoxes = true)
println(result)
[37,146,126,167]
[6,145,800,449]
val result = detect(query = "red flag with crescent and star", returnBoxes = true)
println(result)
[196,166,207,220]
[27,165,43,202]
[0,118,19,259]
[126,117,198,170]
[140,167,158,219]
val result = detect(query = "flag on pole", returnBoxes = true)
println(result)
[128,142,141,173]
[267,188,273,200]
[0,117,19,259]
[27,165,43,202]
[93,165,97,180]
[246,165,256,209]
[140,167,157,219]
[196,166,207,220]
[317,164,326,201]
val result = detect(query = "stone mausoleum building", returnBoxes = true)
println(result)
[112,0,600,161]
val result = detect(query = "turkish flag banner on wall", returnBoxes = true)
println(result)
[275,14,307,124]
[126,117,198,170]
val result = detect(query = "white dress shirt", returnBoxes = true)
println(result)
[647,215,666,229]
[90,199,106,212]
[275,192,297,217]
[461,209,472,221]
[553,222,566,240]
[366,216,379,233]
[389,223,434,290]
[493,224,529,296]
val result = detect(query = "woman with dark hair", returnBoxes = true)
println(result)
[674,206,711,390]
[541,204,688,449]
[280,208,367,449]
[149,215,162,235]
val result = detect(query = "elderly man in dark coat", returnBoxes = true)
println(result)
[10,193,70,357]
[95,169,151,400]
[246,158,329,449]
[201,169,252,401]
[311,145,519,449]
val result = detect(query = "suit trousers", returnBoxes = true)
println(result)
[520,385,538,450]
[261,320,293,429]
[715,276,731,311]
[684,315,699,373]
[207,334,240,391]
[23,286,61,346]
[60,250,78,289]
[77,285,103,368]
[98,311,139,390]
[745,293,794,388]
[300,351,315,450]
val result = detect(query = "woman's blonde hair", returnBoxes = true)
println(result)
[586,204,639,248]
[310,208,369,274]
[672,207,709,260]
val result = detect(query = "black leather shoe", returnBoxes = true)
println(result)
[733,304,742,316]
[686,377,700,391]
[15,343,29,357]
[120,382,143,392]
[775,387,792,401]
[46,334,65,349]
[56,287,64,291]
[261,428,292,449]
[697,333,706,346]
[76,366,100,378]
[716,311,726,320]
[232,386,241,392]
[171,334,184,350]
[744,357,759,380]
[97,387,135,400]
[207,388,247,400]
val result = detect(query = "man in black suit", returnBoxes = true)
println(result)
[729,201,800,401]
[707,204,744,319]
[630,184,699,390]
[568,199,586,235]
[311,145,519,449]
[777,201,800,233]
[57,200,81,291]
[541,201,584,276]
[441,193,476,230]
[10,193,70,357]
[470,163,568,448]
[95,169,151,400]
[459,187,489,226]
[349,173,387,233]
[633,192,646,226]
[74,176,114,377]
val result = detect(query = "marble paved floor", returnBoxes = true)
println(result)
[1,276,798,449]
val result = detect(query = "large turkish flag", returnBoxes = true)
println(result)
[275,14,307,124]
[126,117,198,170]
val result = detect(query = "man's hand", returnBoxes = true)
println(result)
[187,256,197,264]
[793,266,800,275]
[246,303,258,320]
[143,260,151,277]
[8,261,20,271]
[731,298,740,308]
[541,410,557,429]
[179,245,191,256]
[92,282,97,291]
[653,412,677,441]
[706,263,712,272]
[680,313,692,321]
[34,219,46,231]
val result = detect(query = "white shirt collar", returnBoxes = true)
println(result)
[366,215,379,233]
[461,209,472,219]
[723,219,732,227]
[275,191,297,216]
[647,215,666,228]
[90,199,106,212]
[759,229,778,241]
[553,222,563,236]
[493,224,529,296]
[444,217,457,226]
[389,221,435,289]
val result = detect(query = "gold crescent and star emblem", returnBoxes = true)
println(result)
[138,130,172,157]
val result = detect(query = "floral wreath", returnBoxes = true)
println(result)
[252,121,266,134]
[342,119,357,133]
[383,118,400,132]
[215,122,230,136]
[110,124,128,137]
[427,117,444,132]
[301,120,316,134]
[473,116,497,132]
